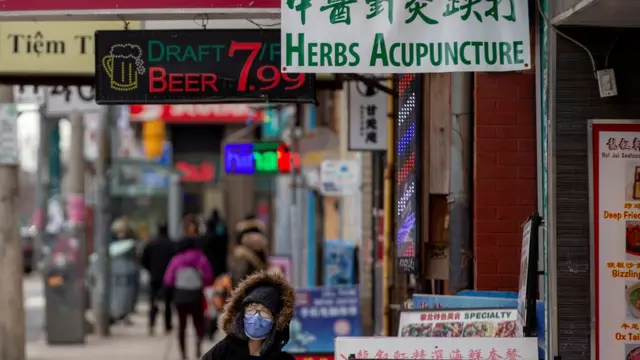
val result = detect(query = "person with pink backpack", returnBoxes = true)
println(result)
[164,215,214,360]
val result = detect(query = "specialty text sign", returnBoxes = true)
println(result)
[94,29,316,104]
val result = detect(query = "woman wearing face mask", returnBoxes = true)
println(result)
[202,270,295,360]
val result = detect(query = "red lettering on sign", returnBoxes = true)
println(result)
[149,67,218,93]
[176,161,215,183]
[149,67,167,92]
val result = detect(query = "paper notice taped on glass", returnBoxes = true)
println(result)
[0,104,19,165]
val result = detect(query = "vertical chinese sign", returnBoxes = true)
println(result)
[589,120,640,360]
[280,0,531,73]
[395,74,421,273]
[348,79,388,151]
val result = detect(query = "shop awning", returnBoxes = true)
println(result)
[552,0,640,27]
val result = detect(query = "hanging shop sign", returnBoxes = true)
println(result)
[587,119,640,360]
[335,336,537,360]
[397,308,517,338]
[15,85,101,116]
[46,86,100,116]
[284,286,361,353]
[395,74,421,273]
[280,0,531,73]
[319,160,361,196]
[130,104,260,124]
[94,29,316,105]
[224,141,300,175]
[0,0,278,20]
[0,21,140,76]
[348,79,388,151]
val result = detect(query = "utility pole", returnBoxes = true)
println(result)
[0,86,26,360]
[68,111,87,335]
[93,106,113,337]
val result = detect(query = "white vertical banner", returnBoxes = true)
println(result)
[348,80,388,151]
[0,104,19,165]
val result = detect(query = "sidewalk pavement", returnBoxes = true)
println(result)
[28,308,222,360]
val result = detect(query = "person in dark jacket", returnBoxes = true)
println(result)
[200,209,229,278]
[230,215,270,288]
[202,270,295,360]
[164,215,214,360]
[140,222,176,335]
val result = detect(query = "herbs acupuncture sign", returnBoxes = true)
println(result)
[94,29,316,104]
[280,0,531,73]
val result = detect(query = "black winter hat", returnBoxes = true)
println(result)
[242,285,283,316]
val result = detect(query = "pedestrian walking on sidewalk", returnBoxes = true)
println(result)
[230,214,270,288]
[201,270,296,360]
[141,222,176,335]
[164,215,214,360]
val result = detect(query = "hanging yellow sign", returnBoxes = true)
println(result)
[0,21,140,76]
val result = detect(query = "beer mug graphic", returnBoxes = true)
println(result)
[102,44,146,92]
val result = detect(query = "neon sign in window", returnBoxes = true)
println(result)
[224,141,300,175]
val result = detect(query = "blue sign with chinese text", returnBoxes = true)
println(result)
[285,286,361,354]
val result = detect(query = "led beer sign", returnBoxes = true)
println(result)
[224,141,300,175]
[94,29,316,104]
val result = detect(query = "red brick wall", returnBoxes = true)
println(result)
[473,71,537,291]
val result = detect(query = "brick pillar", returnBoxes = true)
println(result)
[473,72,537,290]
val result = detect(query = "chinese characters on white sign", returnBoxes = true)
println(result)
[281,0,531,73]
[335,336,538,360]
[348,80,387,151]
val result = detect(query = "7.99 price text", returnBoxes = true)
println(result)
[228,41,305,92]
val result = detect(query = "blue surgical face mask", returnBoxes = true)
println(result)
[244,313,273,340]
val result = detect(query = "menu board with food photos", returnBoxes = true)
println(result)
[398,308,517,338]
[588,120,640,360]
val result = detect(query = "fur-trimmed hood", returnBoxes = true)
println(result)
[236,218,266,234]
[219,270,295,334]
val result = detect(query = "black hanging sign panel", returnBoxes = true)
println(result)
[94,29,316,105]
